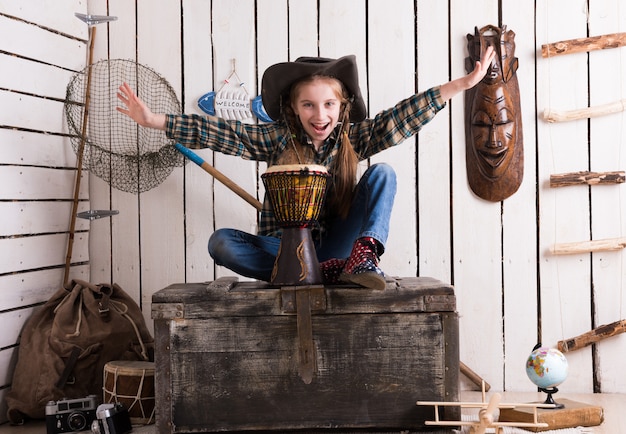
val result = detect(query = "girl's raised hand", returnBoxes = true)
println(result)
[116,82,166,130]
[438,45,497,101]
[465,45,496,89]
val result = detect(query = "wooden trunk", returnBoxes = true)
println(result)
[151,276,459,433]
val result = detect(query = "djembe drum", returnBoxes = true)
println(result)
[262,164,330,285]
[103,360,155,425]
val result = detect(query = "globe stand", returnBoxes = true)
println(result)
[539,387,565,409]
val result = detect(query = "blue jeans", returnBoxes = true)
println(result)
[208,163,397,281]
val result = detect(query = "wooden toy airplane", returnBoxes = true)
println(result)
[416,382,556,434]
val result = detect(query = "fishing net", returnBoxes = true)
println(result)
[65,59,185,194]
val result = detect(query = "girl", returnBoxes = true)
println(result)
[117,47,495,290]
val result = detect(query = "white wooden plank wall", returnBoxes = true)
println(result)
[538,0,593,394]
[587,0,626,393]
[0,0,90,422]
[1,0,626,424]
[537,0,626,393]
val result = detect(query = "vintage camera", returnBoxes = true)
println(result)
[90,403,132,434]
[45,395,98,433]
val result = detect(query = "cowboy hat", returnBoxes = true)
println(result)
[261,55,367,122]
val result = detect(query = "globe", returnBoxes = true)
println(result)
[526,347,568,389]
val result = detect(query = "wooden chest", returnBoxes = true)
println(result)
[151,276,459,433]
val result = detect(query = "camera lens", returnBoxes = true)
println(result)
[67,412,87,431]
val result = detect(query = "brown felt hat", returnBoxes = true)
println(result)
[261,55,367,122]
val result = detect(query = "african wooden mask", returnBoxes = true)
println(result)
[465,25,523,201]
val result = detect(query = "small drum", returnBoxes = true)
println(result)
[103,360,155,425]
[261,164,330,227]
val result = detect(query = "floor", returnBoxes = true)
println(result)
[0,391,623,433]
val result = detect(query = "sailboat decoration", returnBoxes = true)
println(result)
[198,59,272,122]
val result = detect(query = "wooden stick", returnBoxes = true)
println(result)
[542,32,626,58]
[543,99,626,123]
[550,171,626,188]
[175,144,263,211]
[551,237,626,255]
[460,361,491,391]
[558,319,626,352]
[64,26,96,285]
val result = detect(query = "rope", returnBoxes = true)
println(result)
[54,288,84,338]
[110,299,149,361]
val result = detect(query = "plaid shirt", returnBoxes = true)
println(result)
[166,86,445,237]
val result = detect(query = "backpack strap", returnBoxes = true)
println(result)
[55,346,81,388]
[96,284,113,321]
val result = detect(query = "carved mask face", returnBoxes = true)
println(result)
[470,85,517,179]
[464,24,523,201]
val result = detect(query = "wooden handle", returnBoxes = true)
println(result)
[175,144,263,211]
[460,361,491,391]
[558,319,626,352]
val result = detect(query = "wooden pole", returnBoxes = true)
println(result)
[558,319,626,352]
[543,99,626,123]
[460,361,491,391]
[64,26,96,285]
[551,237,626,255]
[542,32,626,57]
[550,171,626,188]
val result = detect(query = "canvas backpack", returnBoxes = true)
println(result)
[6,279,154,424]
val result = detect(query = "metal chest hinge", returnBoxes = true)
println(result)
[151,303,184,320]
[280,285,326,314]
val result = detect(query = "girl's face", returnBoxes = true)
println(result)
[291,77,343,149]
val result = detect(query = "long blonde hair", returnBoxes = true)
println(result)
[286,75,359,218]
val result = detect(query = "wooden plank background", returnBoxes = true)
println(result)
[2,0,626,423]
[0,0,90,420]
